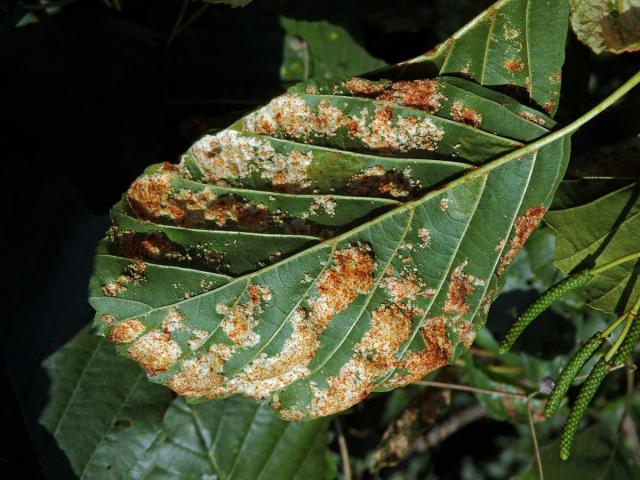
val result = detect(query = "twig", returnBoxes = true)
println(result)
[415,405,486,451]
[334,418,352,480]
[166,0,190,47]
[175,3,210,36]
[526,392,544,480]
[417,380,528,399]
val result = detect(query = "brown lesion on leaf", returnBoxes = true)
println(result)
[519,111,546,126]
[308,243,377,330]
[100,260,146,298]
[346,78,446,114]
[108,319,146,344]
[128,329,182,376]
[497,206,545,276]
[443,260,484,316]
[217,284,271,348]
[189,131,314,193]
[345,77,387,97]
[503,58,525,73]
[347,166,415,198]
[390,316,452,386]
[166,344,233,397]
[450,100,482,127]
[309,303,413,417]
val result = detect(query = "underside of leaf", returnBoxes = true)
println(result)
[89,0,571,421]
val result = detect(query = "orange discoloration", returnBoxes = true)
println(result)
[398,316,452,384]
[544,100,555,114]
[519,111,546,126]
[345,77,386,97]
[167,344,233,396]
[308,243,376,330]
[217,284,271,347]
[128,330,182,376]
[503,59,525,72]
[108,319,146,344]
[497,206,545,276]
[444,261,483,316]
[347,166,413,198]
[310,303,413,417]
[375,80,445,113]
[450,100,482,127]
[100,260,146,297]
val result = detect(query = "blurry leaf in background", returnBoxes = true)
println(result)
[205,0,254,7]
[546,180,640,314]
[39,330,173,478]
[370,388,449,471]
[515,424,640,479]
[280,17,385,82]
[569,133,640,178]
[40,329,333,480]
[569,0,640,54]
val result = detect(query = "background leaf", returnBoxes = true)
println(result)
[545,179,640,314]
[569,0,640,55]
[40,329,333,480]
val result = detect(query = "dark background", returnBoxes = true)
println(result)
[1,0,639,478]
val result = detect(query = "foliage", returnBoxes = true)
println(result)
[88,0,570,422]
[2,0,639,479]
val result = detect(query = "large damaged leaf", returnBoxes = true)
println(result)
[89,0,571,421]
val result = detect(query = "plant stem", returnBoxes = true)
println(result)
[605,315,634,362]
[527,392,544,480]
[602,313,629,338]
[591,251,640,275]
[334,419,352,480]
[604,295,640,361]
[417,380,527,399]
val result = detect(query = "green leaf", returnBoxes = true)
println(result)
[371,0,570,115]
[131,398,331,480]
[40,328,333,480]
[545,180,640,314]
[569,0,640,54]
[39,329,174,478]
[89,0,571,421]
[280,18,385,82]
[515,424,640,479]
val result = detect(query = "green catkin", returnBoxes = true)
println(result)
[543,332,604,417]
[499,270,593,354]
[560,357,610,461]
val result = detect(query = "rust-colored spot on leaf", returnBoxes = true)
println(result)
[128,330,182,376]
[108,319,146,344]
[497,206,545,276]
[443,261,483,315]
[375,80,446,113]
[345,77,386,97]
[396,316,452,385]
[217,284,271,347]
[503,58,525,72]
[450,100,482,127]
[308,243,376,329]
[309,303,413,417]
